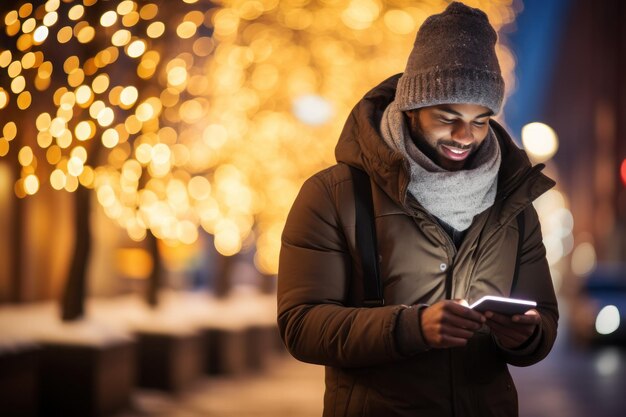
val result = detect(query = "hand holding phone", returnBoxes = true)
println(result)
[470,296,541,349]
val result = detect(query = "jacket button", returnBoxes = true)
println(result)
[439,263,447,272]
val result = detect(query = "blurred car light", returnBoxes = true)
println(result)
[595,305,620,335]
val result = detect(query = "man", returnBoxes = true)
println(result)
[277,2,558,416]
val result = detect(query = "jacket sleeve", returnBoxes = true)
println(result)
[277,173,424,368]
[498,205,559,366]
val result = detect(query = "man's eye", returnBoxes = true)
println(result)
[472,121,487,127]
[439,118,454,124]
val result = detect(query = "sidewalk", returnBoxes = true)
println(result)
[114,355,325,417]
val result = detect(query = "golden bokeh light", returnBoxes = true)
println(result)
[79,165,95,187]
[4,10,18,26]
[33,26,49,43]
[8,61,22,78]
[122,11,140,28]
[57,26,73,43]
[11,75,26,94]
[23,174,40,195]
[68,5,85,21]
[22,18,37,34]
[0,51,12,68]
[177,21,197,39]
[43,11,59,27]
[92,74,110,94]
[67,156,85,176]
[0,89,9,109]
[522,122,559,163]
[0,139,9,157]
[167,66,188,87]
[112,29,132,46]
[135,142,152,164]
[18,146,34,166]
[46,145,63,165]
[102,128,120,148]
[117,1,136,16]
[56,129,73,148]
[135,102,154,122]
[188,175,211,200]
[17,91,32,109]
[75,121,95,141]
[126,39,147,58]
[97,107,115,127]
[65,174,79,192]
[21,52,36,69]
[3,122,18,141]
[120,86,139,107]
[75,85,93,106]
[50,169,67,190]
[18,3,32,18]
[37,131,53,148]
[36,112,52,131]
[100,10,118,27]
[38,61,53,78]
[89,100,106,119]
[76,26,96,44]
[0,0,518,275]
[45,0,60,13]
[140,4,159,21]
[63,56,79,74]
[146,21,165,38]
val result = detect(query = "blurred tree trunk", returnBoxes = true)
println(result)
[60,139,102,321]
[213,253,235,298]
[60,183,91,320]
[9,156,23,302]
[145,230,162,308]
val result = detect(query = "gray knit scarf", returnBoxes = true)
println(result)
[380,101,501,231]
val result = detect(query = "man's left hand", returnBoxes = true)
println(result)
[484,309,541,349]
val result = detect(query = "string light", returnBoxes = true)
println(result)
[0,0,518,275]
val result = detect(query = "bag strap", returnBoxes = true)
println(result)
[349,166,384,307]
[510,209,526,294]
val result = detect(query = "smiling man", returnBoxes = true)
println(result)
[278,2,559,417]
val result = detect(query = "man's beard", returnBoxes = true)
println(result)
[411,130,481,170]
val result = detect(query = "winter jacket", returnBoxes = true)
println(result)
[277,75,559,417]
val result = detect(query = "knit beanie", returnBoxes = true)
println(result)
[395,2,504,114]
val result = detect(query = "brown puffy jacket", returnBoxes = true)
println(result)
[277,75,559,417]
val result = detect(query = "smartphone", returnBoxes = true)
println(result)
[469,295,536,315]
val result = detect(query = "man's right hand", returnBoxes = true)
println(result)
[420,300,485,348]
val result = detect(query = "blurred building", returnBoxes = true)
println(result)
[540,0,626,268]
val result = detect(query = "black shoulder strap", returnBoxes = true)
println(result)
[349,166,384,307]
[511,209,526,294]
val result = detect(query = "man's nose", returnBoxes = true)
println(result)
[451,123,474,144]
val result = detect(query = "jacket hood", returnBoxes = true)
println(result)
[335,74,409,205]
[334,74,554,209]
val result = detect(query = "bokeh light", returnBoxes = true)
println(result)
[521,122,559,163]
[0,0,519,275]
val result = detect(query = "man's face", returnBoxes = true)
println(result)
[404,103,493,171]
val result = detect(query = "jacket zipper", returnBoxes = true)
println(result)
[407,206,457,287]
[407,205,458,416]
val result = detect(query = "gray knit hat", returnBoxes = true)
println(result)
[395,2,504,114]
